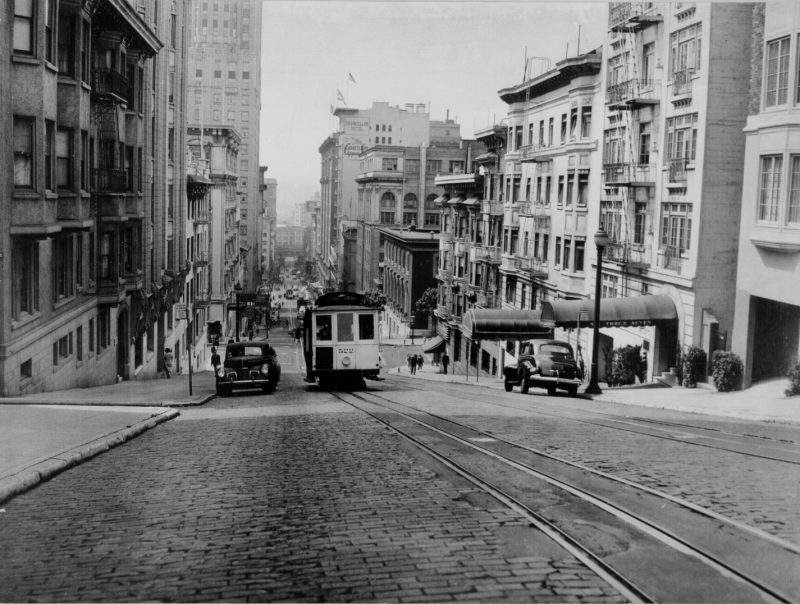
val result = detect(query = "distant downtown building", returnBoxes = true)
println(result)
[186,0,263,293]
[0,0,205,395]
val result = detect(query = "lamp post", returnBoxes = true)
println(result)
[234,281,242,342]
[586,228,610,395]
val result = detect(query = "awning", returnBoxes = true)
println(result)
[540,294,678,328]
[422,336,446,353]
[447,196,464,205]
[461,309,553,340]
[434,195,449,205]
[474,152,498,164]
[462,197,480,206]
[188,174,213,185]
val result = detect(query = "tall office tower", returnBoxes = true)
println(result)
[261,176,278,283]
[1,0,194,395]
[186,0,263,293]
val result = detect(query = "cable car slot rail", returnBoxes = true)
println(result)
[331,388,800,603]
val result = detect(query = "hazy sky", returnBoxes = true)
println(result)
[258,1,609,213]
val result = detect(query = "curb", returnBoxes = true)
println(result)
[0,408,180,506]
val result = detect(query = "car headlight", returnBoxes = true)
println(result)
[341,356,351,367]
[260,363,269,375]
[216,368,225,378]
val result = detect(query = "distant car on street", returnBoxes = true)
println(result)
[216,341,281,396]
[503,339,583,396]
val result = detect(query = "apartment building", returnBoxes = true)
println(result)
[261,173,277,284]
[1,0,204,395]
[592,2,755,381]
[355,138,471,295]
[319,102,452,293]
[733,3,800,387]
[186,0,262,292]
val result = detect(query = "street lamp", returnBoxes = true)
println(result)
[234,281,242,342]
[585,228,610,395]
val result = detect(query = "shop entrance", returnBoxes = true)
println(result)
[752,297,800,381]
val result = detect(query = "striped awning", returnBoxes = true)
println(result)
[540,294,678,328]
[461,309,553,340]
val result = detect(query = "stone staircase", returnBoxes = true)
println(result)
[655,367,680,387]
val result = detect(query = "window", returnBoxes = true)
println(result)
[661,203,693,251]
[337,313,354,342]
[790,156,800,224]
[639,123,651,164]
[404,158,419,172]
[89,318,95,352]
[450,160,465,174]
[403,193,418,226]
[581,107,592,138]
[228,70,236,79]
[665,113,697,161]
[315,315,332,341]
[563,238,571,271]
[601,200,622,241]
[45,120,54,191]
[380,191,396,224]
[544,176,551,204]
[12,238,39,319]
[670,23,702,78]
[578,172,589,205]
[98,308,110,350]
[602,274,619,298]
[570,108,578,138]
[358,314,375,340]
[560,114,567,143]
[56,128,73,189]
[21,359,33,379]
[242,71,250,80]
[14,0,35,55]
[634,202,647,244]
[80,130,89,190]
[557,175,564,204]
[382,157,397,171]
[196,68,203,77]
[765,37,789,108]
[548,118,554,146]
[555,237,562,267]
[426,159,441,173]
[758,155,782,222]
[58,14,76,76]
[214,70,221,78]
[77,326,83,361]
[13,116,34,187]
[81,21,90,82]
[574,240,585,272]
[566,172,574,205]
[539,121,545,146]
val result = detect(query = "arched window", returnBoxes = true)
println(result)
[380,191,396,224]
[424,193,441,228]
[403,193,418,226]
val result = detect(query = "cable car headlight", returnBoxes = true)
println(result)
[216,368,225,378]
[341,356,351,367]
[260,363,269,375]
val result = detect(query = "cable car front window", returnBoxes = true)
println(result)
[316,315,332,341]
[358,314,375,340]
[337,313,354,342]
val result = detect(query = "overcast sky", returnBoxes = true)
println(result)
[258,1,609,214]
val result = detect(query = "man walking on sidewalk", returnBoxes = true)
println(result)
[441,352,449,375]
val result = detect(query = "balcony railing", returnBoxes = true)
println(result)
[606,79,661,106]
[94,168,128,193]
[194,290,211,307]
[660,245,683,272]
[672,68,695,96]
[435,304,451,320]
[92,69,130,100]
[437,268,453,282]
[609,2,662,30]
[604,241,652,268]
[194,251,210,266]
[475,291,500,309]
[667,158,689,182]
[516,256,549,279]
[193,212,210,225]
[602,163,657,185]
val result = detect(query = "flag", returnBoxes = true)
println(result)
[337,89,346,104]
[348,72,356,84]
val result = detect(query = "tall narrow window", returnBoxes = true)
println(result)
[758,155,782,222]
[56,128,73,189]
[765,37,790,108]
[44,0,55,63]
[80,130,89,190]
[81,20,91,83]
[14,0,35,55]
[57,14,76,76]
[45,120,55,191]
[580,107,592,138]
[13,116,34,187]
[789,156,800,224]
[661,203,693,251]
[54,234,75,301]
[12,238,39,319]
[634,202,647,244]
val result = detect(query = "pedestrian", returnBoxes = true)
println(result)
[211,346,221,373]
[441,352,450,375]
[163,347,174,379]
[407,354,416,375]
[416,354,424,371]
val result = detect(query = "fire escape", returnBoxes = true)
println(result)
[603,3,663,295]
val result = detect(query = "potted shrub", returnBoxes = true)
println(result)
[786,362,800,397]
[681,345,707,388]
[711,350,743,392]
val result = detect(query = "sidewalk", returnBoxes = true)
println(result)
[394,359,800,425]
[0,371,216,505]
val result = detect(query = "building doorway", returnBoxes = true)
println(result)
[752,297,800,382]
[117,308,129,380]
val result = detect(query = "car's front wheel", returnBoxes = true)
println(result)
[262,381,276,394]
[566,384,578,397]
[520,372,530,394]
[504,378,513,392]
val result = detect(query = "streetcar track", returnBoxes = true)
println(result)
[331,386,799,603]
[392,376,800,463]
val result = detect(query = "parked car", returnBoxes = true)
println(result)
[503,339,583,396]
[216,341,281,396]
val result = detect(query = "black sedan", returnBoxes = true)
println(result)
[215,341,281,396]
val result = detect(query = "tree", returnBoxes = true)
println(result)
[415,287,438,314]
[362,289,387,310]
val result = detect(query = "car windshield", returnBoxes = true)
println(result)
[540,344,573,359]
[228,346,265,358]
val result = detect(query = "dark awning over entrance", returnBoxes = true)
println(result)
[461,309,553,340]
[540,294,678,328]
[422,336,446,353]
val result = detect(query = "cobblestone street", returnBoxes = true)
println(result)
[0,388,624,602]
